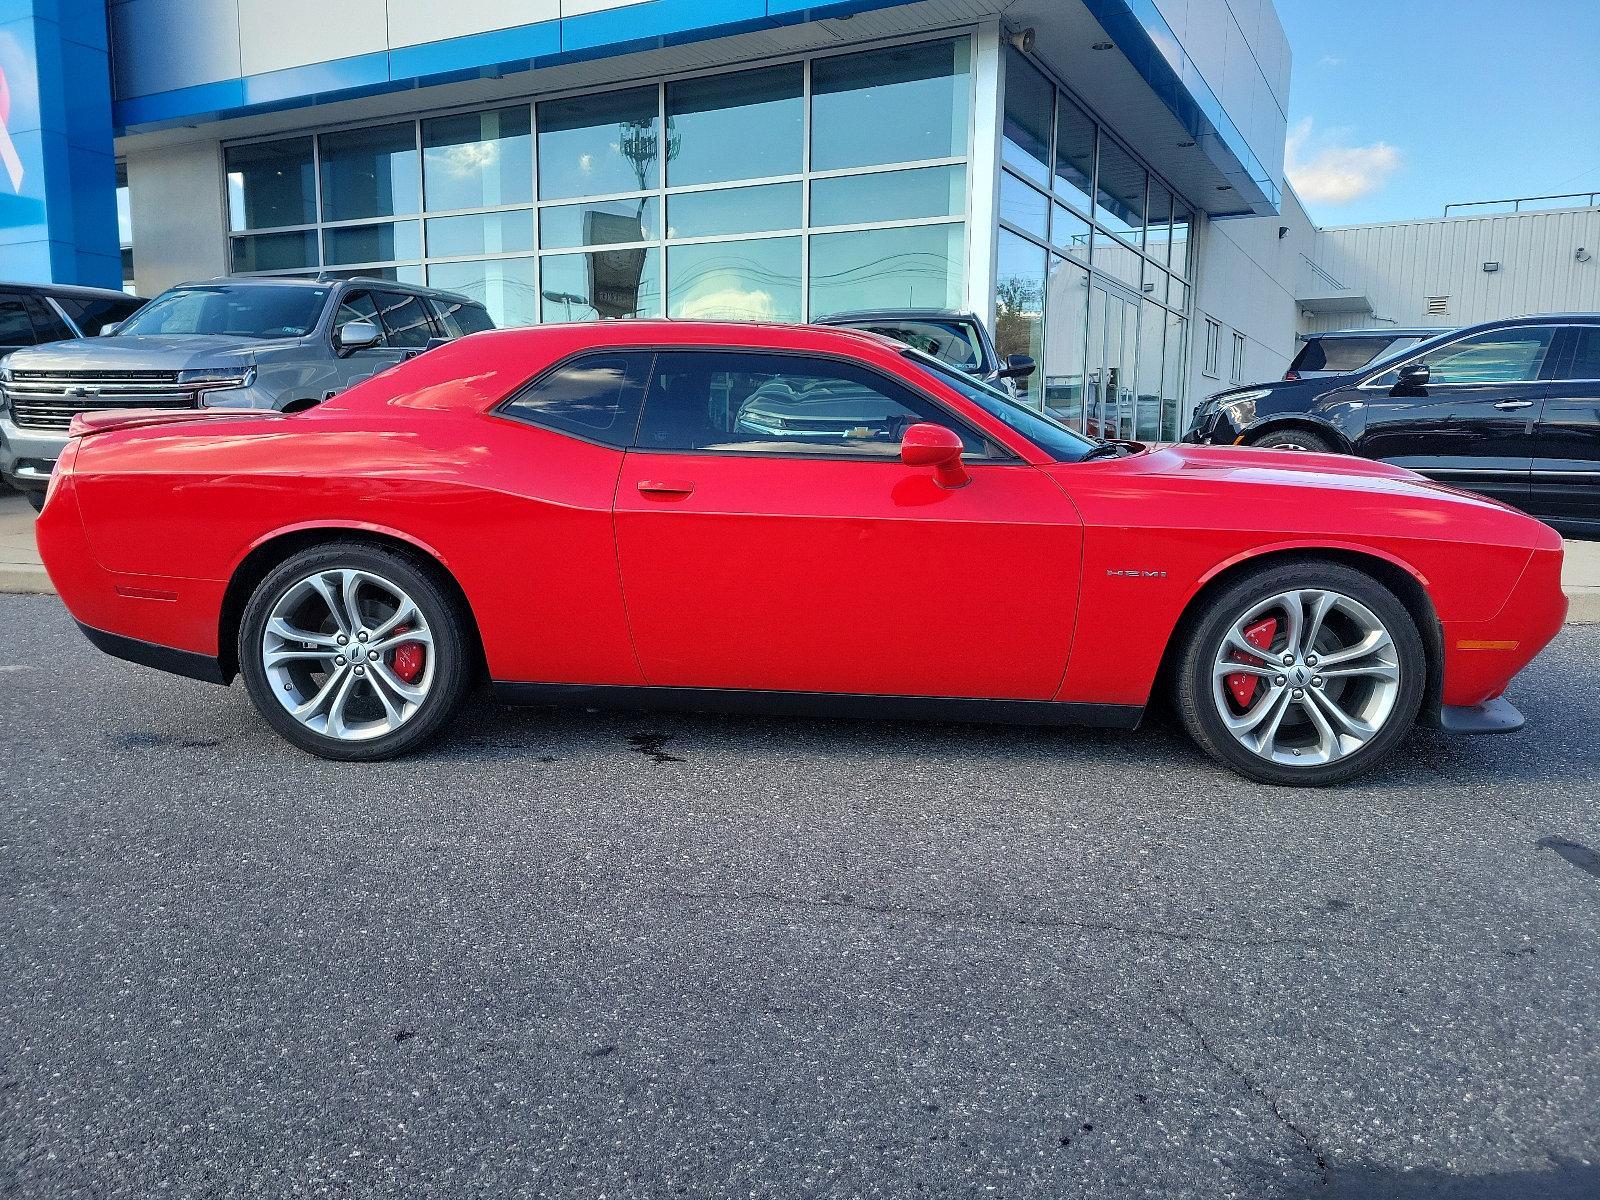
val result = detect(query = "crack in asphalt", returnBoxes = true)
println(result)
[1163,998,1332,1183]
[664,887,1359,950]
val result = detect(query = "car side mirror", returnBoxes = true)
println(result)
[1000,353,1037,380]
[335,319,382,355]
[900,422,970,489]
[1393,362,1430,393]
[98,322,120,337]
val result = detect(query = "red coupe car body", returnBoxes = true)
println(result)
[37,320,1565,739]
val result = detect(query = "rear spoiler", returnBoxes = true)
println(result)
[68,408,287,439]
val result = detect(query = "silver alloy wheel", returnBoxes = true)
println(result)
[1211,588,1401,768]
[261,568,435,741]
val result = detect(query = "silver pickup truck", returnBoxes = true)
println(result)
[0,274,492,507]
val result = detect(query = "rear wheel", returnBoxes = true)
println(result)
[1252,428,1333,453]
[1174,562,1425,785]
[238,542,472,760]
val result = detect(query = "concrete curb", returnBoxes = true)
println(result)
[1567,589,1600,626]
[0,566,53,595]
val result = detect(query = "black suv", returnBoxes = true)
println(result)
[1,281,146,356]
[1185,314,1600,531]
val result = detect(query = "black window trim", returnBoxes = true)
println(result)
[1355,321,1575,390]
[1550,324,1600,384]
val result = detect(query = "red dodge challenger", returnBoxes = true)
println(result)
[35,321,1566,785]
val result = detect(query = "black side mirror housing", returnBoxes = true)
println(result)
[1000,353,1037,380]
[1393,362,1430,393]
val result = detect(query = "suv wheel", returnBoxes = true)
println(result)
[1253,429,1333,453]
[1174,562,1425,785]
[238,542,472,760]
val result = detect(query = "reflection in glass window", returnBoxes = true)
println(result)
[429,257,539,328]
[1136,300,1165,440]
[322,221,421,266]
[1170,202,1192,277]
[540,199,659,250]
[811,39,970,172]
[1052,203,1090,260]
[321,266,426,284]
[808,224,963,319]
[502,353,651,445]
[422,107,533,212]
[834,317,985,372]
[230,230,318,273]
[226,138,316,231]
[1043,256,1089,424]
[636,350,987,457]
[1092,233,1143,293]
[1144,185,1173,268]
[1388,327,1556,385]
[1053,94,1095,215]
[667,183,801,240]
[425,211,535,258]
[995,230,1046,404]
[1094,137,1146,244]
[538,87,660,201]
[1162,310,1186,437]
[999,170,1049,239]
[1002,49,1053,185]
[540,247,662,322]
[373,291,434,348]
[319,123,420,222]
[809,165,965,227]
[668,238,801,322]
[666,64,803,186]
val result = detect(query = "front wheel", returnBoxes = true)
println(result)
[1173,562,1426,786]
[1252,429,1333,453]
[238,542,473,760]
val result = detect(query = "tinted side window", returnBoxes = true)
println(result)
[55,295,144,336]
[373,291,434,349]
[500,352,652,446]
[335,291,385,345]
[430,297,495,337]
[1559,327,1600,380]
[26,296,74,342]
[0,294,39,347]
[1376,326,1556,386]
[634,350,991,457]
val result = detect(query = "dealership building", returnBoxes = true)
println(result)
[3,0,1298,440]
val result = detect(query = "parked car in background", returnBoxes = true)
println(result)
[0,275,492,508]
[1286,328,1444,379]
[0,281,146,360]
[1185,314,1600,532]
[815,309,1036,399]
[36,321,1565,786]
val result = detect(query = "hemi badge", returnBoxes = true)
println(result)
[1456,639,1518,651]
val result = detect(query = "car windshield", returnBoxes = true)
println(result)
[901,348,1097,463]
[115,285,330,339]
[841,318,987,373]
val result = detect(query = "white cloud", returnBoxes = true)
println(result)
[1285,116,1401,206]
[1317,53,1344,67]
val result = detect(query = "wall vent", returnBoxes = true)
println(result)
[1425,295,1450,315]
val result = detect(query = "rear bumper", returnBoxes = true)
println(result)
[76,621,230,685]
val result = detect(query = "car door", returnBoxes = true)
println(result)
[612,348,1082,700]
[1350,323,1560,509]
[1530,324,1600,526]
[329,290,412,394]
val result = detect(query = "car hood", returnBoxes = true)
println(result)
[2,334,297,372]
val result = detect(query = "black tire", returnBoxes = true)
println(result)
[23,489,45,512]
[1173,561,1426,786]
[238,541,473,761]
[1252,428,1334,453]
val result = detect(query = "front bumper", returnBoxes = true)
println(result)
[0,413,66,491]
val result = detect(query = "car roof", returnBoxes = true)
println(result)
[0,280,146,303]
[1304,328,1445,339]
[178,275,478,304]
[815,308,978,324]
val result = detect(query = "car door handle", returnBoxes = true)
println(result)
[1493,399,1534,410]
[637,479,696,497]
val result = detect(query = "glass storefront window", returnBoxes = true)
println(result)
[230,230,317,273]
[422,107,533,212]
[540,247,662,322]
[1052,203,1090,261]
[320,123,420,222]
[226,138,316,231]
[322,265,425,284]
[323,221,421,266]
[666,64,803,186]
[540,198,660,250]
[999,170,1048,240]
[1053,95,1095,216]
[1144,184,1173,269]
[1171,202,1193,277]
[1092,234,1143,292]
[808,223,963,319]
[667,237,801,322]
[426,211,535,258]
[1162,310,1187,436]
[809,165,964,227]
[995,230,1046,405]
[1002,49,1053,186]
[1094,137,1146,245]
[1136,299,1165,441]
[1043,255,1088,425]
[429,257,538,327]
[667,183,801,240]
[811,39,970,172]
[538,87,660,200]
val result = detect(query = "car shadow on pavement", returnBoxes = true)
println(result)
[1272,1156,1600,1199]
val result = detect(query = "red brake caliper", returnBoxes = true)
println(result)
[388,624,426,684]
[1225,617,1278,708]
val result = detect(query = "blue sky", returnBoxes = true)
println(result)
[1275,0,1600,226]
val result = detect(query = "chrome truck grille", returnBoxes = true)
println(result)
[3,370,198,432]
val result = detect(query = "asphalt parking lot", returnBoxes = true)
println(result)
[2,594,1597,1199]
